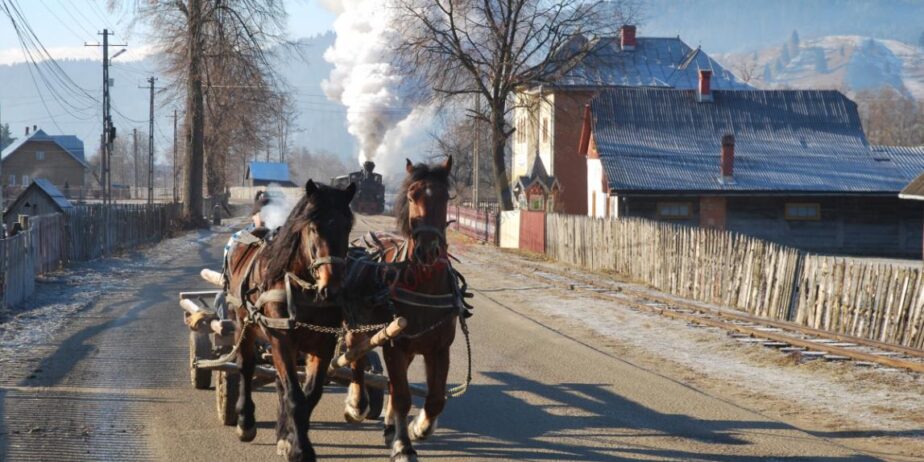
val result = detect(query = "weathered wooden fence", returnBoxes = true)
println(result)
[65,203,182,261]
[448,205,498,244]
[1,204,182,309]
[544,213,924,349]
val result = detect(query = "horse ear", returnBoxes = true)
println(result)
[345,182,357,200]
[443,155,453,171]
[305,179,318,196]
[405,158,414,174]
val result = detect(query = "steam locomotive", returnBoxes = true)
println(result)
[331,160,385,215]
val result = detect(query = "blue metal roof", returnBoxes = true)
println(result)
[0,129,88,167]
[544,37,751,90]
[31,178,74,210]
[247,161,291,183]
[591,88,924,194]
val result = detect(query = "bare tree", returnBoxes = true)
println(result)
[119,0,289,222]
[856,87,924,146]
[394,0,633,210]
[730,55,760,84]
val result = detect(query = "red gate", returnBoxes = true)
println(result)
[448,205,498,244]
[519,210,546,254]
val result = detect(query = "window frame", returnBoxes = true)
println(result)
[35,150,45,160]
[656,201,693,220]
[784,202,821,221]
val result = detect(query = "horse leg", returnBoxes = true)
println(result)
[302,344,333,428]
[383,346,417,462]
[235,325,258,442]
[344,332,370,423]
[270,334,315,462]
[409,347,450,441]
[275,377,292,457]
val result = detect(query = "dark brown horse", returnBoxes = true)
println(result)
[374,157,463,462]
[225,180,355,462]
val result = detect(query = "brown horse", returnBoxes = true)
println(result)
[225,180,355,462]
[372,157,464,462]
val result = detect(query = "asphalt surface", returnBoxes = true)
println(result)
[0,215,884,461]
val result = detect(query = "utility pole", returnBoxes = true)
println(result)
[142,77,157,205]
[0,101,4,215]
[86,30,126,254]
[472,94,480,207]
[173,110,178,203]
[132,128,138,195]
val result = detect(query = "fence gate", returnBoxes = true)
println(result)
[519,210,546,253]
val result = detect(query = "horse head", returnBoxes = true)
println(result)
[264,179,356,301]
[396,156,453,264]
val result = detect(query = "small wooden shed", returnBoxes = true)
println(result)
[3,178,73,228]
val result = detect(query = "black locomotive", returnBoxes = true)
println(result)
[331,160,385,215]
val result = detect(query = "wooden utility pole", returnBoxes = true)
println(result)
[472,94,480,207]
[173,109,178,203]
[143,77,157,205]
[132,128,138,194]
[183,0,206,222]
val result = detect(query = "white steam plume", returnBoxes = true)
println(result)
[260,183,298,230]
[322,0,426,177]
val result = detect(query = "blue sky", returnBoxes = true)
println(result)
[0,0,335,63]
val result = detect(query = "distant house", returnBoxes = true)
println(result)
[512,25,750,214]
[579,85,924,257]
[0,127,89,192]
[3,179,73,228]
[245,161,295,187]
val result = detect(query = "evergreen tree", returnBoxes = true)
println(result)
[0,123,15,151]
[789,30,800,52]
[813,48,828,73]
[763,63,773,82]
[919,31,924,49]
[779,44,791,64]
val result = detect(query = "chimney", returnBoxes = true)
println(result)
[721,134,735,181]
[620,25,637,51]
[32,124,37,133]
[25,126,29,136]
[697,69,713,102]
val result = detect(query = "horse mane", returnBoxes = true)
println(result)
[394,160,453,238]
[263,184,354,283]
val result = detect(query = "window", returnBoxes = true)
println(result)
[35,151,44,160]
[657,202,692,219]
[785,203,821,221]
[22,175,29,185]
[8,174,15,186]
[541,117,549,143]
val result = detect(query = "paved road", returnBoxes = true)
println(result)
[0,215,882,461]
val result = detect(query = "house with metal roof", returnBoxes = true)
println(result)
[3,179,74,228]
[512,25,750,215]
[1,127,89,197]
[579,85,924,257]
[245,161,295,187]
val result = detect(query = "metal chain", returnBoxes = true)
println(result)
[292,320,390,336]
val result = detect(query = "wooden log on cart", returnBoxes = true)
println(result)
[179,296,234,336]
[201,268,225,287]
[333,317,407,368]
[200,360,429,398]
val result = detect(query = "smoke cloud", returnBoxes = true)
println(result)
[260,183,298,230]
[322,0,425,177]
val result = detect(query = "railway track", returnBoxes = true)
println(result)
[476,249,924,374]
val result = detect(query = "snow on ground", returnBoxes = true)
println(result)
[455,241,924,457]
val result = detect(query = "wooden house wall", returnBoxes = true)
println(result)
[3,189,61,228]
[621,195,922,257]
[1,140,86,188]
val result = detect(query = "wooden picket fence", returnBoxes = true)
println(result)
[544,213,924,349]
[65,203,182,261]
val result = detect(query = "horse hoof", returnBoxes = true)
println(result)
[408,413,436,441]
[390,447,418,462]
[236,423,257,442]
[383,424,396,448]
[276,439,291,457]
[344,404,369,424]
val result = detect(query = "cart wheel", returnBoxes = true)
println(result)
[366,352,385,420]
[189,331,213,390]
[216,371,239,426]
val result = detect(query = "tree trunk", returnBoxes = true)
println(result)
[183,0,205,224]
[490,101,515,211]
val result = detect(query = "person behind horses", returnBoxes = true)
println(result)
[224,191,270,260]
